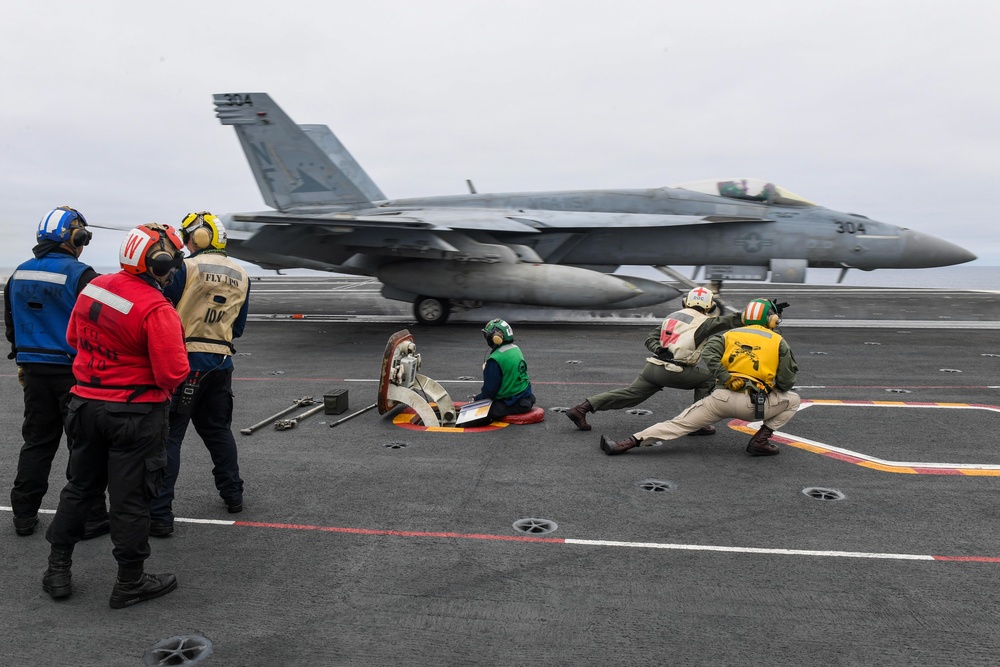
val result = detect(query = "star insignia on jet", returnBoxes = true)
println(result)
[734,233,773,253]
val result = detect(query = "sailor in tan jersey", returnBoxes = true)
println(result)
[149,212,250,536]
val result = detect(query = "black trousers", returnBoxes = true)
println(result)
[46,398,168,568]
[486,393,536,422]
[10,366,106,522]
[150,367,243,525]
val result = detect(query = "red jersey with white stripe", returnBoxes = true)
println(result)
[67,271,189,403]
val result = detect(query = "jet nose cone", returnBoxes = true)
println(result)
[904,230,977,268]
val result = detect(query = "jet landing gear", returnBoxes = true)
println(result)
[413,296,450,326]
[412,296,484,325]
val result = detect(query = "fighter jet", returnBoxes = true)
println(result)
[214,92,976,324]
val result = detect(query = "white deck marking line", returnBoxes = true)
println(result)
[3,508,995,562]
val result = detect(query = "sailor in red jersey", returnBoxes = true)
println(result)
[42,224,190,609]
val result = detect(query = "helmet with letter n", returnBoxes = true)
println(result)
[180,211,227,251]
[482,318,514,349]
[681,286,715,313]
[37,206,92,248]
[119,223,185,285]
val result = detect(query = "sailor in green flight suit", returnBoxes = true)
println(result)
[474,318,536,422]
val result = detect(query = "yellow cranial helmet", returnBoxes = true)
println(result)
[180,211,227,250]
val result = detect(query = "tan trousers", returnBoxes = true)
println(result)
[633,388,800,442]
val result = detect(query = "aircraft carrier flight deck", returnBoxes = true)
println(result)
[2,278,999,666]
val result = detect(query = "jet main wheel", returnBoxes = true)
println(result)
[414,297,450,325]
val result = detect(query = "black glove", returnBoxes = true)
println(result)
[770,299,790,315]
[655,348,673,362]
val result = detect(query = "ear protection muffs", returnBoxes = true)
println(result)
[67,222,92,248]
[191,226,212,251]
[482,318,514,347]
[146,244,184,277]
[181,212,226,251]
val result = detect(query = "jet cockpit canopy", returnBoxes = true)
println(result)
[673,178,817,207]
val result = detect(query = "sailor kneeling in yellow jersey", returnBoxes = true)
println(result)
[600,298,800,457]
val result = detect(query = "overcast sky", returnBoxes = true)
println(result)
[2,0,997,273]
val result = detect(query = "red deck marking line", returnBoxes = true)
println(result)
[823,451,866,464]
[230,519,1000,562]
[234,521,564,543]
[2,508,994,562]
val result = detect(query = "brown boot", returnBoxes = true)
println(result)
[746,425,779,456]
[567,400,594,431]
[600,434,641,455]
[687,425,716,436]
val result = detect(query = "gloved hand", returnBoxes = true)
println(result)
[724,376,745,392]
[17,366,25,387]
[655,348,673,362]
[770,299,790,314]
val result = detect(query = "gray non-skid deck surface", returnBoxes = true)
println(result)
[2,285,1000,666]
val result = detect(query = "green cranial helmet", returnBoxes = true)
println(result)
[742,298,779,329]
[482,318,514,347]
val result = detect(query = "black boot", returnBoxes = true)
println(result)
[600,434,641,455]
[746,425,779,456]
[14,514,39,536]
[109,566,178,609]
[567,400,594,431]
[42,545,74,599]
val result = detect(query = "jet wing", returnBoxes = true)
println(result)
[230,208,770,233]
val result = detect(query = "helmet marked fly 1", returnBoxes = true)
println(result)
[37,206,92,248]
[482,318,514,348]
[682,286,715,313]
[119,224,184,281]
[180,211,227,251]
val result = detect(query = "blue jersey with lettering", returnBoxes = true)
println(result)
[9,253,91,365]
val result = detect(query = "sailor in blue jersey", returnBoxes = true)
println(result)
[4,207,108,538]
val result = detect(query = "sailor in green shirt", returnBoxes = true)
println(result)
[474,318,536,422]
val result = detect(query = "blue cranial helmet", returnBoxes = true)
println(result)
[37,206,90,246]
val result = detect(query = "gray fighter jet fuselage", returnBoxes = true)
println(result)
[379,188,960,270]
[214,92,975,324]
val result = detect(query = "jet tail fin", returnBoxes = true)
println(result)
[214,93,381,211]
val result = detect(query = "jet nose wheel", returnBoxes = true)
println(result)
[414,296,450,325]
